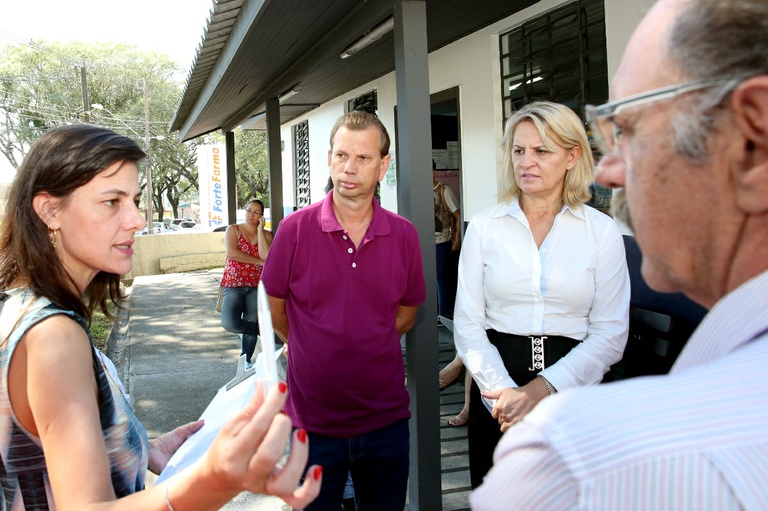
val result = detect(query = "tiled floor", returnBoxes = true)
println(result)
[403,324,471,510]
[437,326,472,511]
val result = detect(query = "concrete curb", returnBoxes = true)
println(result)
[105,286,134,386]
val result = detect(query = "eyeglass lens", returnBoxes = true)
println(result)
[586,108,614,156]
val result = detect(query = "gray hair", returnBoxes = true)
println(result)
[668,0,768,163]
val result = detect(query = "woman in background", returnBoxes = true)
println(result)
[454,101,630,487]
[0,125,320,510]
[221,198,273,363]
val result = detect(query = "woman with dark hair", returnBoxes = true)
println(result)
[0,125,320,510]
[220,198,274,363]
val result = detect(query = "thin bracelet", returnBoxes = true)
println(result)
[163,484,177,511]
[539,375,557,395]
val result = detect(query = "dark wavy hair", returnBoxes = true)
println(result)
[0,124,146,321]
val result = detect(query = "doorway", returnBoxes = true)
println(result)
[431,87,462,215]
[431,87,462,321]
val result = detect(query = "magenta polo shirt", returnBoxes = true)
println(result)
[261,192,426,438]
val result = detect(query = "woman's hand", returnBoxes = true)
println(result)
[148,420,205,474]
[199,380,321,509]
[257,216,266,230]
[451,233,461,252]
[481,379,549,432]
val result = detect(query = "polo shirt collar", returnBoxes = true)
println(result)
[320,190,392,236]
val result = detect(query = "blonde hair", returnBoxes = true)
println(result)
[501,101,593,207]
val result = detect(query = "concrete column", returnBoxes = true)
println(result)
[225,130,236,223]
[394,1,442,509]
[266,97,284,230]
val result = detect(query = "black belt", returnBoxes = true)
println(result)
[486,330,580,386]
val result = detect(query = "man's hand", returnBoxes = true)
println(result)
[395,305,419,335]
[451,233,461,252]
[268,295,290,343]
[451,210,462,251]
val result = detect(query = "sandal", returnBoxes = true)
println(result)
[448,412,469,427]
[438,360,463,390]
[438,376,457,390]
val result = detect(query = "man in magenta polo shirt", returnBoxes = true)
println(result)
[262,111,426,511]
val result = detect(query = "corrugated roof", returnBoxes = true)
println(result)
[170,0,245,137]
[171,0,541,141]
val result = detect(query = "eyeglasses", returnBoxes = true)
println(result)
[585,77,745,156]
[245,209,263,216]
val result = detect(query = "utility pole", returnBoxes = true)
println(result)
[80,65,90,122]
[144,78,153,232]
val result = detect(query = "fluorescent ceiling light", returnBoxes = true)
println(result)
[278,84,303,104]
[509,76,543,91]
[340,17,394,59]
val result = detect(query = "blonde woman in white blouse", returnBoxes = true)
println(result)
[454,101,630,488]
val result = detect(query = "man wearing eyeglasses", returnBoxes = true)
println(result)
[471,0,768,509]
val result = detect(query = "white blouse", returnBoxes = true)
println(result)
[454,199,630,400]
[471,270,768,511]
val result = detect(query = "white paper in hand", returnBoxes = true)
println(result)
[257,281,278,398]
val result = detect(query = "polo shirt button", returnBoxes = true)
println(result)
[352,262,357,268]
[347,248,353,254]
[343,235,348,240]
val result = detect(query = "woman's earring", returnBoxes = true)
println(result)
[48,227,57,248]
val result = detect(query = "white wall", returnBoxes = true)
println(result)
[278,0,649,220]
[129,231,225,277]
[605,0,656,84]
[426,0,574,218]
[279,77,401,213]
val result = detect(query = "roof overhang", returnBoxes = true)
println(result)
[171,0,540,141]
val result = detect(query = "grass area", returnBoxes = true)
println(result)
[90,309,115,352]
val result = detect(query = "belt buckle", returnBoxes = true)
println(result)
[528,335,548,371]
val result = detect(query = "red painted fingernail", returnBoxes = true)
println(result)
[297,429,307,444]
[278,382,287,393]
[312,466,323,481]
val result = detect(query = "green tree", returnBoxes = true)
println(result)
[202,129,270,210]
[152,137,200,220]
[0,40,199,219]
[234,129,270,208]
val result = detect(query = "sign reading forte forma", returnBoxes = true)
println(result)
[197,144,228,228]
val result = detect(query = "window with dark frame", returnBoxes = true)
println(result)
[345,90,381,201]
[293,120,311,209]
[347,90,378,115]
[499,0,608,125]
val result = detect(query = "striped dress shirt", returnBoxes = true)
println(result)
[471,269,768,510]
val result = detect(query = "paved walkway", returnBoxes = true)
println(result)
[110,270,471,510]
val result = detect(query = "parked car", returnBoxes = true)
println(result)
[169,219,184,231]
[137,222,169,235]
[178,221,198,229]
